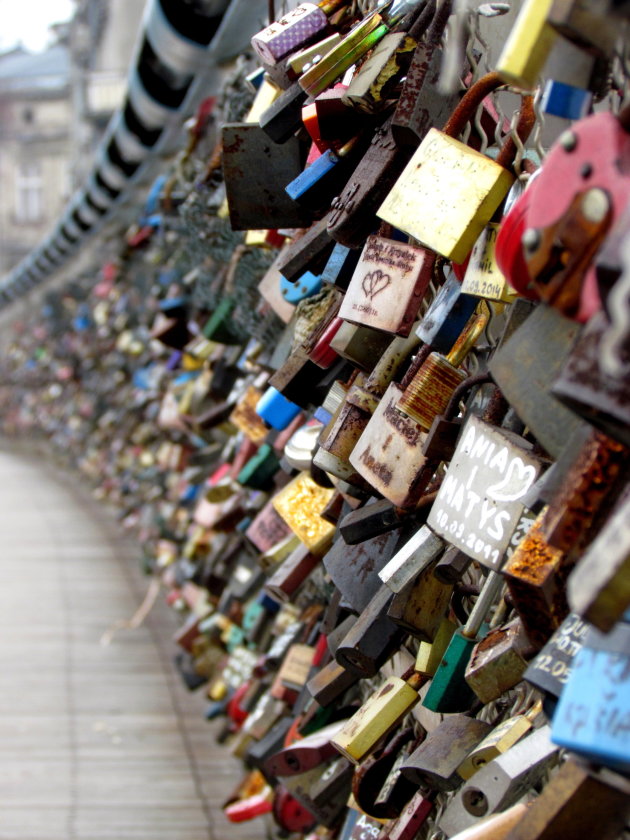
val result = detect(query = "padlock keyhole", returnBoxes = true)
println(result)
[462,787,489,816]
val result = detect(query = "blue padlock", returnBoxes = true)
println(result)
[320,242,362,289]
[285,149,340,203]
[540,80,592,121]
[416,272,478,353]
[551,616,630,774]
[280,270,323,303]
[256,386,301,430]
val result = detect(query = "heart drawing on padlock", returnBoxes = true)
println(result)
[487,457,538,504]
[362,269,392,300]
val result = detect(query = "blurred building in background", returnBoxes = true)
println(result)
[0,0,145,276]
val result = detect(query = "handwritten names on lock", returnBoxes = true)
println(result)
[428,416,542,570]
[524,612,589,698]
[338,236,433,336]
[461,223,518,303]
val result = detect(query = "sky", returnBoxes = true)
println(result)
[0,0,74,53]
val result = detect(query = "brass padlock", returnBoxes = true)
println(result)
[396,311,487,429]
[330,671,424,764]
[495,0,558,90]
[457,702,543,781]
[378,73,534,264]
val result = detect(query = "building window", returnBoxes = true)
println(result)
[15,162,43,223]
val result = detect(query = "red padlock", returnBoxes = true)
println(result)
[519,109,630,322]
[495,185,538,300]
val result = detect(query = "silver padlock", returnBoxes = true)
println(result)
[438,725,560,837]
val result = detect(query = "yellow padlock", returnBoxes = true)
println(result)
[495,0,557,90]
[378,73,534,265]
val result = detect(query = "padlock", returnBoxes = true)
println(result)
[338,232,435,336]
[380,791,434,840]
[314,329,420,483]
[272,784,318,834]
[487,304,587,459]
[221,123,311,230]
[438,725,559,838]
[396,311,487,429]
[329,320,393,370]
[236,443,280,490]
[259,81,309,144]
[391,1,464,148]
[327,115,412,249]
[416,270,478,352]
[494,0,557,90]
[567,486,630,631]
[540,79,592,120]
[378,524,445,594]
[306,658,361,707]
[547,0,620,56]
[334,584,405,677]
[423,570,503,712]
[276,216,335,284]
[518,107,630,322]
[277,764,348,829]
[551,310,630,448]
[502,759,630,840]
[415,617,458,677]
[320,242,362,289]
[288,32,342,78]
[434,546,473,583]
[464,618,532,705]
[426,413,542,572]
[338,497,412,546]
[330,671,424,764]
[352,728,417,819]
[298,1,421,99]
[342,30,417,113]
[457,702,543,781]
[551,615,630,773]
[440,805,528,840]
[265,719,348,777]
[347,380,435,507]
[378,73,534,265]
[538,428,629,562]
[324,527,407,612]
[461,180,523,304]
[285,135,367,214]
[401,714,493,791]
[523,611,588,709]
[251,3,330,66]
[502,510,568,650]
[387,559,453,641]
[264,542,321,602]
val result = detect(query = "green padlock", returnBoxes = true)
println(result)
[423,571,503,712]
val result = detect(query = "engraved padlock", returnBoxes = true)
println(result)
[378,73,535,264]
[338,227,435,337]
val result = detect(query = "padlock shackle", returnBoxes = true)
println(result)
[443,71,505,139]
[446,310,488,367]
[443,73,534,172]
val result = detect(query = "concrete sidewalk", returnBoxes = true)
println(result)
[0,447,267,840]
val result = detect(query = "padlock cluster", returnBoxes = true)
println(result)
[1,1,630,839]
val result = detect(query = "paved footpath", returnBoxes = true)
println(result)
[0,447,267,840]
